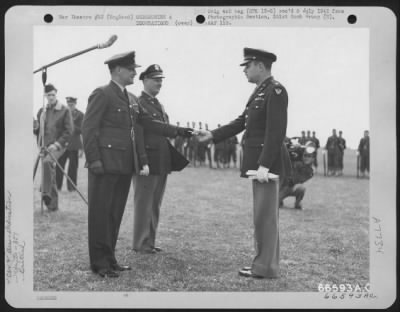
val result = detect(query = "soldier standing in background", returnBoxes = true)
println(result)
[226,135,239,168]
[358,130,370,178]
[190,121,198,166]
[306,130,311,143]
[337,130,346,176]
[214,124,225,168]
[204,123,213,168]
[174,122,184,154]
[310,131,320,170]
[56,96,84,191]
[34,84,73,211]
[299,130,307,145]
[325,129,340,176]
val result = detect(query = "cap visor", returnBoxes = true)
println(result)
[240,60,251,66]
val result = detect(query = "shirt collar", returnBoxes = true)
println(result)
[111,80,126,92]
[47,100,62,110]
[142,90,156,99]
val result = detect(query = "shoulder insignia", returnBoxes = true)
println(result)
[274,88,282,95]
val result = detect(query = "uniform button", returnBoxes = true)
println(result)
[261,144,264,146]
[153,113,157,116]
[117,108,121,112]
[255,106,259,109]
[108,144,112,148]
[130,105,133,108]
[245,114,248,118]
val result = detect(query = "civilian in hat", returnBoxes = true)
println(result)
[56,97,84,191]
[197,47,290,278]
[82,52,193,278]
[132,64,189,254]
[34,84,73,211]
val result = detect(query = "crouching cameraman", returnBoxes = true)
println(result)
[279,138,315,209]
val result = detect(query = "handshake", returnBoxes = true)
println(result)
[176,128,214,142]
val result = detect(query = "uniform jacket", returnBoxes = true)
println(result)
[211,76,289,178]
[325,136,340,152]
[34,101,73,148]
[66,108,84,151]
[82,81,178,175]
[358,137,369,156]
[338,137,346,153]
[138,91,172,175]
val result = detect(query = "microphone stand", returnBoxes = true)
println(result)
[33,35,117,213]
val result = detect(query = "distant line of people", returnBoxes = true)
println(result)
[173,122,239,169]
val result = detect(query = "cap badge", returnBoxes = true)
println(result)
[274,88,282,95]
[154,64,160,71]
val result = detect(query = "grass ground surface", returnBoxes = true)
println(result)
[33,149,369,291]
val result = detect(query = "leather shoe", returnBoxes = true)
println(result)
[238,268,264,279]
[97,268,119,278]
[112,264,132,271]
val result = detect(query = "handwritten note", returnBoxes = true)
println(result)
[5,191,26,284]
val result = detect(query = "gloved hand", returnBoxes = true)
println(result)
[47,144,59,154]
[89,160,104,175]
[139,165,150,176]
[177,127,194,138]
[256,166,270,183]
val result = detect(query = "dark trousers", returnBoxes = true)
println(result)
[360,154,369,172]
[56,150,79,190]
[88,171,132,271]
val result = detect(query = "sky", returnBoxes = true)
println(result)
[33,26,369,148]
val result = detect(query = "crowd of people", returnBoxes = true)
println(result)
[33,46,370,281]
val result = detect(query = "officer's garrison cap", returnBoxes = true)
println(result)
[66,96,77,103]
[240,48,277,66]
[139,64,165,80]
[104,51,141,70]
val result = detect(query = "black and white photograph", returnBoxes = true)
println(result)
[4,5,396,309]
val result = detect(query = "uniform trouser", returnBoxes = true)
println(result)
[360,154,369,173]
[251,179,280,278]
[327,151,339,171]
[205,149,212,168]
[338,152,344,170]
[56,150,79,190]
[88,171,131,271]
[41,147,65,210]
[133,174,168,251]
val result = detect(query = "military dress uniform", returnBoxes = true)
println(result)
[358,134,370,176]
[56,98,84,191]
[211,48,290,278]
[325,134,340,175]
[337,134,346,174]
[34,86,73,211]
[82,52,189,274]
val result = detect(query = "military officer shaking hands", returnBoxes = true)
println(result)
[197,47,290,279]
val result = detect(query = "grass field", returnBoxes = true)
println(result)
[33,149,369,292]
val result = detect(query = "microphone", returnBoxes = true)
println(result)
[98,35,118,49]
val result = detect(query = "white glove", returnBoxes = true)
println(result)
[256,166,270,183]
[139,165,150,176]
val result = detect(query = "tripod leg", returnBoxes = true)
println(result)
[46,148,88,205]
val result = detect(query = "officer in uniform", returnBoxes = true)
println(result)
[337,130,346,175]
[299,131,307,145]
[204,123,213,168]
[82,52,192,278]
[226,135,239,168]
[358,130,370,178]
[311,131,320,169]
[133,64,189,253]
[198,47,290,279]
[174,122,185,154]
[325,129,340,176]
[213,124,225,168]
[56,96,84,191]
[34,84,73,211]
